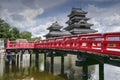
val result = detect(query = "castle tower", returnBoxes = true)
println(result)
[44,21,70,38]
[64,8,97,34]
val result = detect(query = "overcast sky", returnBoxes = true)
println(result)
[0,0,120,38]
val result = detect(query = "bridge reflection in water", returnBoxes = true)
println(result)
[0,52,120,80]
[0,52,95,80]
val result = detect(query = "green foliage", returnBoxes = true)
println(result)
[31,36,41,41]
[20,31,32,40]
[0,18,11,40]
[0,18,33,40]
[9,27,20,40]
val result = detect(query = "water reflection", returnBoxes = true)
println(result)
[0,57,4,78]
[0,53,66,80]
[46,54,94,80]
[91,64,120,80]
[0,53,95,80]
[1,52,120,80]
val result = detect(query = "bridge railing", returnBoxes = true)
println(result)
[102,32,120,55]
[6,32,120,56]
[77,33,103,52]
[7,40,34,49]
[34,32,120,56]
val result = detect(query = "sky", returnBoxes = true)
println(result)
[0,0,120,39]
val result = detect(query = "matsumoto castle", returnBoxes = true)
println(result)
[44,8,97,38]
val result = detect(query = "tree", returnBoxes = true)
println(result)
[0,18,21,40]
[0,18,11,39]
[0,18,34,41]
[9,27,20,40]
[31,36,41,41]
[20,31,32,40]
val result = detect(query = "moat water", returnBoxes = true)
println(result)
[0,52,120,80]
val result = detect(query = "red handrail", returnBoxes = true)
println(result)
[6,32,120,56]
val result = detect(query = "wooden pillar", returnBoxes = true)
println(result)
[20,51,23,64]
[61,54,64,74]
[51,52,54,73]
[7,53,12,64]
[28,50,32,67]
[99,63,104,80]
[35,52,39,67]
[12,53,16,65]
[29,53,32,66]
[44,53,47,70]
[76,55,89,80]
[16,54,19,66]
[6,52,11,65]
[82,63,88,80]
[9,55,12,65]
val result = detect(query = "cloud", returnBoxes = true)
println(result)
[87,4,120,33]
[21,0,67,9]
[11,14,26,21]
[34,0,67,9]
[21,0,35,9]
[20,8,44,19]
[91,0,117,2]
[0,0,67,38]
[1,0,119,39]
[31,22,52,39]
[30,13,68,39]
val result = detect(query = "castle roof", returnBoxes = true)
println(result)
[68,8,87,17]
[47,21,63,30]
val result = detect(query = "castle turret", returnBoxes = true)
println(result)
[44,22,70,38]
[64,8,97,34]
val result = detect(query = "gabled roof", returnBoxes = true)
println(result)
[47,21,63,30]
[70,16,90,21]
[66,17,90,24]
[68,8,87,17]
[44,30,71,38]
[70,29,98,34]
[64,22,93,31]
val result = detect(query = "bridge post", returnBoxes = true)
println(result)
[35,52,39,67]
[44,53,47,70]
[20,50,24,64]
[82,61,88,80]
[5,51,12,65]
[20,53,23,64]
[15,51,19,66]
[76,55,88,80]
[28,50,32,67]
[99,63,104,80]
[16,52,19,66]
[51,52,54,73]
[9,54,12,65]
[12,53,16,65]
[61,54,64,74]
[29,53,32,66]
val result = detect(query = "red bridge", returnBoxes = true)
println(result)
[6,32,120,56]
[5,32,120,80]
